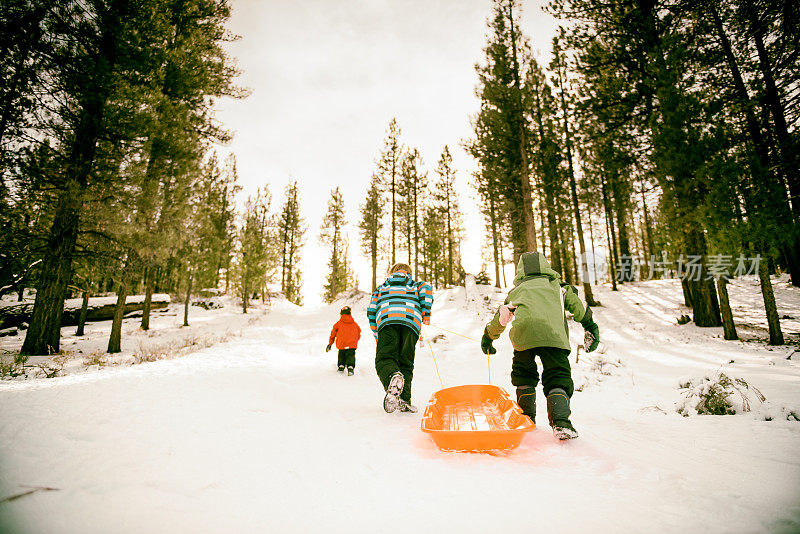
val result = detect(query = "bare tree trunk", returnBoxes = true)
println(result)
[371,233,378,291]
[602,176,618,291]
[758,257,784,345]
[490,195,501,288]
[241,261,248,314]
[76,290,90,336]
[681,278,692,308]
[21,192,81,355]
[569,229,579,285]
[539,207,548,257]
[183,270,192,327]
[611,171,632,282]
[280,227,287,294]
[446,199,453,286]
[545,194,563,277]
[716,277,738,340]
[141,266,155,330]
[391,158,397,265]
[108,279,128,354]
[500,239,508,288]
[588,204,598,284]
[686,228,722,327]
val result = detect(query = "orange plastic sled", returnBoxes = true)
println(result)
[421,384,535,452]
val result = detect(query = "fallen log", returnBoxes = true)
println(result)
[0,294,171,329]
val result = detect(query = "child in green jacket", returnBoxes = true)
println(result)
[480,251,600,440]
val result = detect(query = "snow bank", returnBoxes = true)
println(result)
[1,279,800,533]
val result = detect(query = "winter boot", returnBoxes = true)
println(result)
[337,365,345,373]
[546,388,578,440]
[347,367,354,376]
[516,386,536,422]
[383,372,404,413]
[398,399,418,413]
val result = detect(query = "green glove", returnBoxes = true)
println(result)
[481,328,497,355]
[580,308,600,352]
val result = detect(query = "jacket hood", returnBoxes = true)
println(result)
[513,252,559,285]
[386,271,413,286]
[339,314,355,324]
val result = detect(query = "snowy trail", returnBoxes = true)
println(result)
[2,282,800,533]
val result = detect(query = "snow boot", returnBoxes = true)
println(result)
[383,372,404,413]
[347,367,354,376]
[546,388,578,440]
[516,386,536,422]
[338,365,345,373]
[398,399,418,413]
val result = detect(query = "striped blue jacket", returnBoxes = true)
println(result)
[367,271,434,338]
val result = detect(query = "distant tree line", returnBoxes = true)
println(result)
[359,119,465,291]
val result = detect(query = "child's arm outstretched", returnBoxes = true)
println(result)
[327,322,338,352]
[481,302,515,355]
[563,285,600,352]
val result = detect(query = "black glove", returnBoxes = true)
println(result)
[481,328,497,355]
[325,345,331,353]
[580,308,600,352]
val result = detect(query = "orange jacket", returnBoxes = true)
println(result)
[329,315,361,350]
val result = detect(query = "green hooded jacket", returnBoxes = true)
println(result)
[486,252,587,351]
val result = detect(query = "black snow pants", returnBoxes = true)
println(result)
[375,324,419,403]
[511,346,574,397]
[337,349,356,369]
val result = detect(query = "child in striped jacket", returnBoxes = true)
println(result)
[367,263,434,413]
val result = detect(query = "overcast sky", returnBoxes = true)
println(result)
[214,0,561,305]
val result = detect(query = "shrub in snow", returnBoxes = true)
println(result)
[574,354,625,391]
[474,270,492,285]
[0,354,27,379]
[36,354,68,378]
[676,373,765,416]
[197,288,222,298]
[132,333,231,365]
[587,354,624,376]
[82,351,109,368]
[192,297,224,310]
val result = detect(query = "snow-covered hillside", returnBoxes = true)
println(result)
[1,278,799,533]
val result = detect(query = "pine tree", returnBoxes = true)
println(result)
[434,146,461,286]
[468,0,539,263]
[320,187,348,303]
[18,0,244,355]
[398,147,425,276]
[359,174,383,291]
[277,181,305,305]
[376,118,403,266]
[236,187,272,314]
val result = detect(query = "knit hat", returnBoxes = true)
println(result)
[340,306,351,315]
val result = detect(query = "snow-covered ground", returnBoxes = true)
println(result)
[1,277,800,533]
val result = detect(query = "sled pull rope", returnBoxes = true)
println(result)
[428,323,480,343]
[422,326,445,390]
[427,323,490,384]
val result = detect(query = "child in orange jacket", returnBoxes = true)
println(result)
[326,306,361,376]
